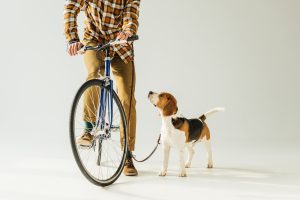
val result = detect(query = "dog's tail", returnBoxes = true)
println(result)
[199,107,225,121]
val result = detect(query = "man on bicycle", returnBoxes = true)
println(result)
[64,0,140,176]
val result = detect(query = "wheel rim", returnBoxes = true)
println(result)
[70,80,127,185]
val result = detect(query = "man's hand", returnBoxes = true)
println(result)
[116,31,133,46]
[67,41,83,56]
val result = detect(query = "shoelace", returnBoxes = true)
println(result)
[125,159,134,168]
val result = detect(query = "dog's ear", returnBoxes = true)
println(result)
[172,117,184,129]
[163,98,178,116]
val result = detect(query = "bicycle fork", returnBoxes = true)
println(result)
[97,80,113,132]
[95,50,114,165]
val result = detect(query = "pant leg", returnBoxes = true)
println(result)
[82,43,104,123]
[111,56,137,151]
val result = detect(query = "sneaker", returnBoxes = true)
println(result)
[76,132,94,147]
[123,158,138,176]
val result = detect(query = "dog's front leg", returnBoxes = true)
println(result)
[159,144,170,176]
[178,149,187,177]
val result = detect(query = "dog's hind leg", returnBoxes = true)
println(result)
[179,148,187,177]
[203,139,213,168]
[159,144,170,176]
[185,144,195,168]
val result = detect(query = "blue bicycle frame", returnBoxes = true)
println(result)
[82,35,138,132]
[97,48,114,131]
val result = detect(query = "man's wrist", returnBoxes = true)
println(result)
[68,39,80,45]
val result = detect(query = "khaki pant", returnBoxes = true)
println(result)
[82,43,137,151]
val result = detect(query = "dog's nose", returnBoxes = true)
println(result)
[148,91,153,96]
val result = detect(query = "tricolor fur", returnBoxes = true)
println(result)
[148,91,224,177]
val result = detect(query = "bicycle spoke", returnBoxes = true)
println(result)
[87,87,99,119]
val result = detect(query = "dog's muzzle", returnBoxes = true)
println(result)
[148,91,154,98]
[148,91,157,107]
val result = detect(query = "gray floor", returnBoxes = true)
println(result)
[1,140,300,200]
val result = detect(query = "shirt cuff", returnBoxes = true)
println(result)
[68,39,80,45]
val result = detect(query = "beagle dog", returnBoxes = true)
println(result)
[148,91,224,177]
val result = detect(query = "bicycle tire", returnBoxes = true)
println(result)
[69,79,128,187]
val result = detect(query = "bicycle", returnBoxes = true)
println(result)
[69,35,139,187]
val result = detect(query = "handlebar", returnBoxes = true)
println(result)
[78,35,139,54]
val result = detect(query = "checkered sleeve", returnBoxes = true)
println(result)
[64,0,84,43]
[122,0,140,34]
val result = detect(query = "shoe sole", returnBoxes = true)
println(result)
[76,139,93,147]
[123,171,138,176]
[77,144,93,150]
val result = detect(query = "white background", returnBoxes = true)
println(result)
[0,0,299,199]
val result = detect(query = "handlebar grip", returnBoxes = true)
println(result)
[127,35,139,42]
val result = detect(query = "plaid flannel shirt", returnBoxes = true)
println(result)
[64,0,140,63]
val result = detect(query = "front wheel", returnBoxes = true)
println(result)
[69,79,127,187]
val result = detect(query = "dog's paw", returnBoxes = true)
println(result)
[158,170,167,176]
[207,163,213,168]
[178,171,187,177]
[185,162,191,168]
